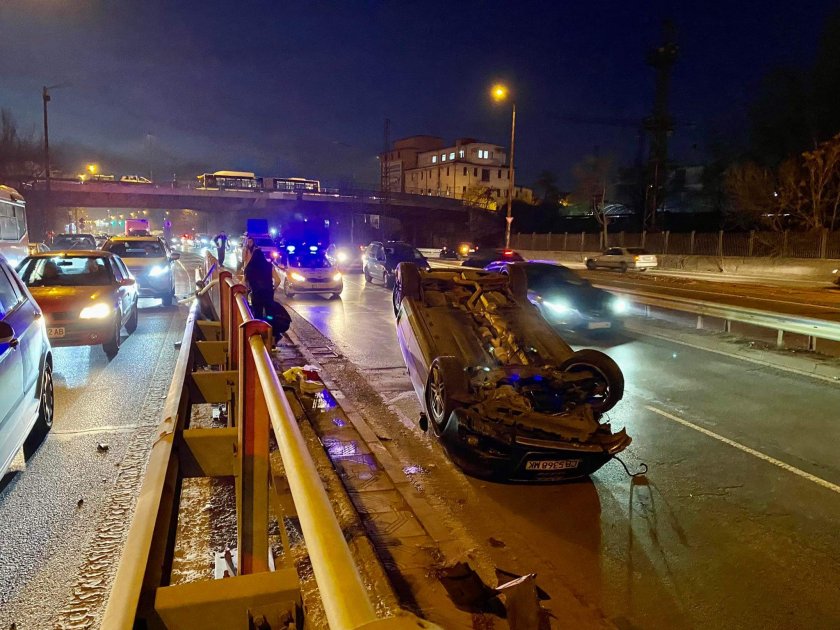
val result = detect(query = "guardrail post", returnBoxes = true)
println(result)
[776,330,784,348]
[237,319,272,576]
[219,271,232,340]
[748,230,755,256]
[718,230,724,257]
[580,231,584,252]
[664,230,670,255]
[690,230,695,254]
[227,282,249,372]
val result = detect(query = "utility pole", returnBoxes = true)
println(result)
[42,87,51,192]
[381,118,391,238]
[644,20,679,231]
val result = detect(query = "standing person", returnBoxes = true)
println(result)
[240,236,256,272]
[214,231,229,266]
[243,247,290,342]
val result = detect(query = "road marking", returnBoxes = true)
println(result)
[646,405,840,495]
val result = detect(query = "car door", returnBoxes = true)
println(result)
[0,264,28,467]
[601,248,619,268]
[109,258,131,323]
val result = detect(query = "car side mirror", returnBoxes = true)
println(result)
[169,252,181,260]
[119,278,136,286]
[0,321,16,345]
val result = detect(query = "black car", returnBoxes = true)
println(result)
[486,261,629,333]
[461,248,524,268]
[362,241,429,288]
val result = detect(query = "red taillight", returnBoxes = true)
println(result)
[503,249,514,256]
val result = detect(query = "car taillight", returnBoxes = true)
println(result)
[503,249,514,257]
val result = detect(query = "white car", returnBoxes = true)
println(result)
[120,175,152,184]
[585,247,658,272]
[277,246,343,299]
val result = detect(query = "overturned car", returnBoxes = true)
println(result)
[393,263,632,481]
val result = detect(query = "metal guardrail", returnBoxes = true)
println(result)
[604,285,840,350]
[102,255,438,629]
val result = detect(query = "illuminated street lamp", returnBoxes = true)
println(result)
[491,83,516,248]
[87,163,98,174]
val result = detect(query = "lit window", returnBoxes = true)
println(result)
[459,150,465,158]
[431,155,437,163]
[449,152,455,160]
[441,154,447,162]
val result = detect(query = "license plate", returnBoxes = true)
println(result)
[587,321,611,329]
[48,327,65,338]
[525,459,580,471]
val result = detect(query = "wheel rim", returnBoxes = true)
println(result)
[566,362,610,408]
[42,366,54,429]
[429,365,446,421]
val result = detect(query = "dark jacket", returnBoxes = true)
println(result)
[244,247,273,294]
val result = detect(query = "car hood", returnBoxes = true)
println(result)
[532,283,611,311]
[28,285,116,314]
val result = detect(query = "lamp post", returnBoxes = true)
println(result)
[491,84,516,248]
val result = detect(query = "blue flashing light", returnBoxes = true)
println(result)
[309,245,318,252]
[508,373,520,383]
[533,374,543,382]
[286,245,296,252]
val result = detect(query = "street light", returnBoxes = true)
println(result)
[491,83,516,248]
[87,164,98,174]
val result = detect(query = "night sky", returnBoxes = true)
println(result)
[1,1,837,189]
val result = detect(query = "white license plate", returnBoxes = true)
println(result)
[587,321,611,329]
[48,327,65,338]
[525,459,580,471]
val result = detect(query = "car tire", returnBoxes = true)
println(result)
[425,356,469,434]
[506,264,528,303]
[364,267,372,283]
[103,318,121,358]
[330,293,341,300]
[23,360,54,458]
[586,259,596,271]
[559,349,624,414]
[384,271,395,290]
[161,292,174,306]
[284,285,295,299]
[125,302,139,334]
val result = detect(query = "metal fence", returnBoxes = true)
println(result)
[511,229,840,259]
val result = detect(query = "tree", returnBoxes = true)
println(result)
[724,161,785,231]
[462,184,497,211]
[801,133,840,231]
[533,170,560,205]
[0,109,43,183]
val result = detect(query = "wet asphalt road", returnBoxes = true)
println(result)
[0,254,196,629]
[288,270,840,629]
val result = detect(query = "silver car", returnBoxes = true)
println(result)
[585,247,658,272]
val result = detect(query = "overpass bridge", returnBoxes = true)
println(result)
[25,179,500,243]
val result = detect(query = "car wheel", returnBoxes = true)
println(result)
[364,267,372,283]
[425,356,469,434]
[103,318,121,358]
[161,292,174,306]
[393,262,422,315]
[384,271,395,289]
[585,259,596,271]
[23,361,54,457]
[330,293,341,300]
[284,285,295,299]
[620,262,628,273]
[559,349,624,414]
[125,302,139,334]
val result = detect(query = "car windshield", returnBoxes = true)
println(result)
[385,245,425,262]
[18,256,114,287]
[524,265,586,288]
[626,247,650,255]
[53,235,96,250]
[286,252,330,268]
[104,240,166,258]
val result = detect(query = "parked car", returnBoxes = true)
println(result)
[119,175,153,184]
[102,236,179,306]
[16,251,139,357]
[585,247,658,272]
[486,261,629,333]
[391,262,630,481]
[277,246,343,299]
[325,243,364,273]
[0,253,53,477]
[51,233,97,250]
[362,241,429,288]
[461,248,524,268]
[238,235,282,265]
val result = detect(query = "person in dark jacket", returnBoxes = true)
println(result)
[243,247,291,341]
[214,231,228,266]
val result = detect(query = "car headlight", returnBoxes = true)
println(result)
[336,251,349,263]
[610,297,629,314]
[271,251,280,259]
[543,299,572,314]
[80,302,113,319]
[332,272,342,282]
[290,272,306,282]
[149,264,169,277]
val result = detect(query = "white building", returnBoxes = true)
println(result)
[380,135,533,207]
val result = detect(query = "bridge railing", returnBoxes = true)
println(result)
[102,254,438,629]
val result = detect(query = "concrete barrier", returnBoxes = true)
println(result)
[515,250,840,282]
